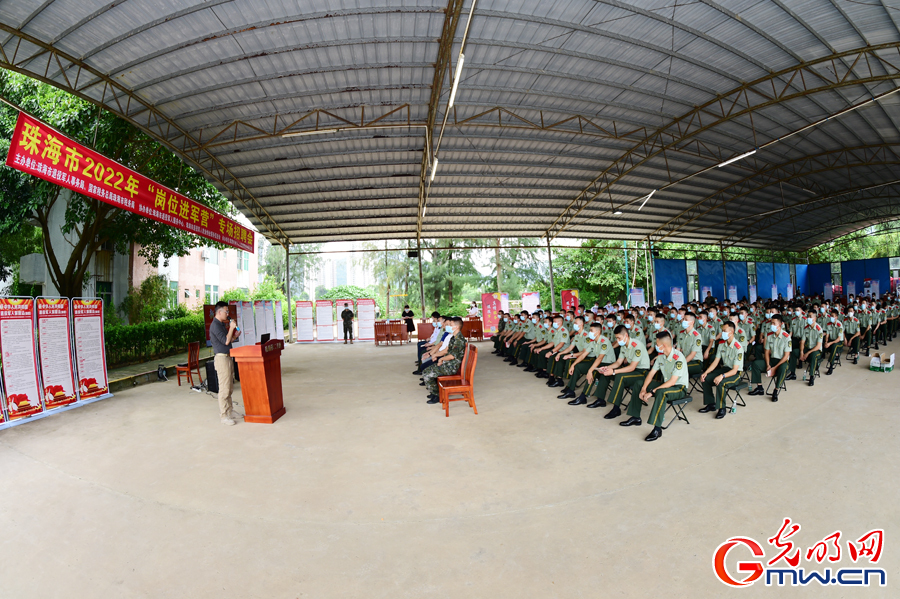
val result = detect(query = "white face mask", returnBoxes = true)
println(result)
[606,321,614,328]
[445,325,453,333]
[566,315,572,321]
[829,317,835,323]
[531,318,537,324]
[681,320,689,329]
[654,323,662,330]
[848,312,854,317]
[624,323,632,329]
[552,322,560,329]
[806,317,813,325]
[739,314,746,321]
[573,323,580,331]
[588,331,597,340]
[655,345,664,354]
[770,324,778,333]
[617,338,626,347]
[721,331,730,341]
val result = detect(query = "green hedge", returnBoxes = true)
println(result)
[105,315,206,367]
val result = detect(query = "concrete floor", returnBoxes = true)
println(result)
[1,340,897,598]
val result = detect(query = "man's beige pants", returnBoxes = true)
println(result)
[214,354,234,419]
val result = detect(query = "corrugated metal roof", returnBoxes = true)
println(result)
[1,0,899,251]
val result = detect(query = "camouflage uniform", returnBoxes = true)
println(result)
[423,332,467,396]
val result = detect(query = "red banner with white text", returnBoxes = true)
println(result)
[5,112,254,252]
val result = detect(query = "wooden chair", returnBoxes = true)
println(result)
[374,321,391,345]
[437,345,478,417]
[388,320,404,344]
[176,341,202,386]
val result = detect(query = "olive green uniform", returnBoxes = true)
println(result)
[629,348,689,426]
[824,320,844,367]
[750,329,791,387]
[802,322,824,381]
[702,339,744,408]
[581,335,615,398]
[604,339,650,407]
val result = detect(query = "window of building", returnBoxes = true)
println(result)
[207,248,219,265]
[203,286,219,303]
[168,281,179,308]
[831,262,842,287]
[196,289,200,299]
[237,250,250,271]
[205,284,211,304]
[96,281,113,310]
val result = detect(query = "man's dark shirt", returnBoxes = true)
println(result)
[341,308,354,323]
[210,318,232,355]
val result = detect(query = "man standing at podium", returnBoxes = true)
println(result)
[210,301,242,426]
[341,302,355,344]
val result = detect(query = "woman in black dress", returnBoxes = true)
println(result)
[402,305,415,333]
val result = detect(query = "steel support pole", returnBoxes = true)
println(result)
[285,245,294,343]
[417,241,426,320]
[547,237,556,312]
[623,240,630,307]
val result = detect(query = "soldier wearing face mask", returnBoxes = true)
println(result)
[822,309,844,376]
[843,305,861,364]
[798,310,824,386]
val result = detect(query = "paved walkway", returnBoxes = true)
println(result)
[107,345,216,380]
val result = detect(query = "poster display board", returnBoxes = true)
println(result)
[499,293,509,312]
[481,293,503,335]
[870,280,880,298]
[728,285,738,303]
[522,292,540,314]
[254,300,270,343]
[5,112,254,252]
[36,298,77,409]
[749,285,757,303]
[700,286,712,301]
[72,299,109,400]
[295,301,314,342]
[824,284,833,301]
[786,285,794,300]
[847,281,856,297]
[273,300,284,341]
[560,289,580,312]
[0,298,43,420]
[241,301,256,344]
[771,284,778,300]
[670,287,685,308]
[335,299,354,340]
[228,301,245,348]
[629,288,645,308]
[357,298,376,341]
[316,300,334,342]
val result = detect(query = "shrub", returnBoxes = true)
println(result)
[104,314,205,367]
[120,274,169,324]
[163,304,190,320]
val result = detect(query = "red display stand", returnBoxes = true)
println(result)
[230,339,286,424]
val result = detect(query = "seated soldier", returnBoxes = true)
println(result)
[786,304,805,379]
[675,312,704,378]
[843,305,861,364]
[798,310,824,387]
[625,331,690,442]
[699,321,743,419]
[414,312,444,374]
[748,314,791,402]
[823,309,844,376]
[522,316,553,374]
[569,322,615,406]
[599,326,651,421]
[419,316,451,372]
[537,315,571,387]
[505,312,534,365]
[422,317,467,404]
[553,316,590,400]
[492,312,511,354]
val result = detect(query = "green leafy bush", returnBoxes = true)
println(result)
[119,274,169,324]
[163,304,190,320]
[104,315,205,367]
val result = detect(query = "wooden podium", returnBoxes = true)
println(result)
[230,339,286,423]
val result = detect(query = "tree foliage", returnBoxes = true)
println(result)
[0,70,234,298]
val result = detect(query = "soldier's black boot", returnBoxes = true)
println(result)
[748,385,764,396]
[825,366,834,376]
[586,397,607,408]
[557,388,576,399]
[603,405,622,420]
[771,391,779,402]
[715,407,727,419]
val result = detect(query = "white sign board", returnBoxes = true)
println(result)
[357,298,376,341]
[771,284,778,300]
[629,288,645,308]
[847,281,856,297]
[749,285,757,304]
[0,297,43,420]
[670,287,684,308]
[274,301,284,341]
[824,284,833,301]
[522,292,540,314]
[295,301,314,342]
[316,300,334,342]
[728,285,738,303]
[241,301,256,344]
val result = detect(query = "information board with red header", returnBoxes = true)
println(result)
[72,299,109,399]
[5,112,254,252]
[316,300,334,342]
[295,301,314,342]
[561,289,580,312]
[0,298,43,420]
[356,298,376,341]
[36,298,77,409]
